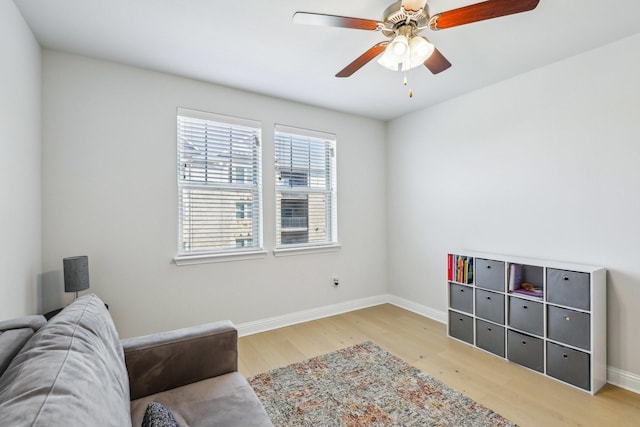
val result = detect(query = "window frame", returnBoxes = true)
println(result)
[273,124,339,255]
[174,108,265,266]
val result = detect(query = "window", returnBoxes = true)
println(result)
[275,125,337,249]
[177,108,262,257]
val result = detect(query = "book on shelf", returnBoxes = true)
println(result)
[448,254,473,284]
[512,287,544,299]
[509,263,543,298]
[509,263,523,291]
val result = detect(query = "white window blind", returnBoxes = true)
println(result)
[274,125,337,248]
[177,108,262,255]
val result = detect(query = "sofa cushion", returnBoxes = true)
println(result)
[0,294,131,426]
[130,372,273,427]
[141,402,179,427]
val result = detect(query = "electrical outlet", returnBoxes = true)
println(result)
[332,276,339,286]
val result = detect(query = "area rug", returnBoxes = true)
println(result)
[248,342,516,427]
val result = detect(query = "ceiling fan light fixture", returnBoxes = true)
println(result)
[377,39,410,71]
[378,33,433,72]
[390,34,409,56]
[409,36,434,65]
[377,49,406,72]
[377,26,413,72]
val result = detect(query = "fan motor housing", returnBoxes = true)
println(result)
[381,1,430,38]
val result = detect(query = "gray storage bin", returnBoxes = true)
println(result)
[476,289,505,324]
[547,342,591,390]
[507,329,543,372]
[547,268,590,310]
[548,306,590,350]
[449,311,474,344]
[476,319,505,357]
[449,283,473,314]
[508,296,544,336]
[475,259,505,291]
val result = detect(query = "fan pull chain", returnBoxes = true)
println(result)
[402,72,413,98]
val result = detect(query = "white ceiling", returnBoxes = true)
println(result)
[14,0,640,121]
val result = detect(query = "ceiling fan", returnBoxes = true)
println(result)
[293,0,540,78]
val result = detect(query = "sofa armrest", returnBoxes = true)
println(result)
[122,320,238,400]
[0,315,47,332]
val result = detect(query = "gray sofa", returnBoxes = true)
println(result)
[0,294,272,426]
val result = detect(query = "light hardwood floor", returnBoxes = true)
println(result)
[238,304,640,427]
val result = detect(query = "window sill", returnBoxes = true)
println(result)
[174,250,267,266]
[273,244,341,257]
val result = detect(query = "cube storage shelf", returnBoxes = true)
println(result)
[447,251,606,394]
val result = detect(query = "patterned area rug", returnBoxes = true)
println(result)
[248,342,516,427]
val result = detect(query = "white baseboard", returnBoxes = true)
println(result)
[237,294,640,395]
[607,366,640,395]
[386,295,447,324]
[236,294,389,337]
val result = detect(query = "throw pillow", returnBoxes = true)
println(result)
[141,402,179,427]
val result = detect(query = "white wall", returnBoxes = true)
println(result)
[0,1,41,319]
[8,2,640,385]
[387,33,640,377]
[41,51,387,338]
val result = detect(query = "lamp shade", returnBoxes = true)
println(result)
[377,41,410,71]
[409,36,434,66]
[378,33,434,72]
[63,256,90,293]
[389,34,409,56]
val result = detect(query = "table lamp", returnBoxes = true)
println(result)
[63,256,90,299]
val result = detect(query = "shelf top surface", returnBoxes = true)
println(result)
[451,251,605,273]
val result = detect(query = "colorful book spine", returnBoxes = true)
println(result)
[449,254,474,284]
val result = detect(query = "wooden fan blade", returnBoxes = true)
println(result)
[336,42,388,78]
[430,0,540,30]
[293,12,381,31]
[401,0,428,14]
[424,48,452,74]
